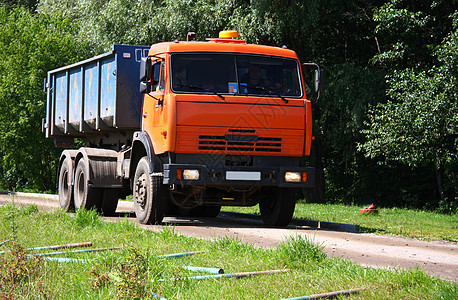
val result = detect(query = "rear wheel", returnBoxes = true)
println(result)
[259,188,296,227]
[133,157,164,224]
[99,189,120,216]
[58,158,74,211]
[73,159,101,210]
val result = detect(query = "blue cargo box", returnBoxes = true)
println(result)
[43,44,150,140]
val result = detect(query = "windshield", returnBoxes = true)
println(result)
[171,53,302,98]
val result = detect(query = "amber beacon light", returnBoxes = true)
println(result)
[219,30,239,39]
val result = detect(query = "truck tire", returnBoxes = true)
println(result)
[99,189,120,216]
[73,159,101,210]
[58,158,74,211]
[133,156,164,224]
[259,188,296,227]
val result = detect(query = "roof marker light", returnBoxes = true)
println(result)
[219,31,239,39]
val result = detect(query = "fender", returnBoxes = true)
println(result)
[74,147,122,188]
[59,150,78,186]
[129,131,163,180]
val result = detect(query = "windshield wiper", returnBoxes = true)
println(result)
[176,84,225,100]
[244,85,288,103]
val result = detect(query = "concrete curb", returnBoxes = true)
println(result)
[0,191,134,211]
[0,191,59,200]
[220,211,360,233]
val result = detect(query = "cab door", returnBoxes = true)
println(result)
[142,59,168,153]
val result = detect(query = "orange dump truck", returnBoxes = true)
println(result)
[43,31,322,226]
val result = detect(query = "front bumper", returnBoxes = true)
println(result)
[163,164,315,188]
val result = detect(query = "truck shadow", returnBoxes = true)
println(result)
[109,210,361,233]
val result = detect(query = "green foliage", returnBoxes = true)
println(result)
[38,0,240,52]
[362,8,458,211]
[0,242,46,298]
[313,64,386,202]
[109,248,154,299]
[74,208,102,228]
[277,235,326,269]
[0,5,88,191]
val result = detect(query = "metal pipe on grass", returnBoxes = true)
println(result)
[0,240,9,247]
[159,269,289,282]
[27,241,92,251]
[281,288,366,300]
[36,247,122,257]
[180,266,224,274]
[44,257,88,263]
[157,250,206,259]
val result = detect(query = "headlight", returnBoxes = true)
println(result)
[285,172,301,182]
[183,169,200,180]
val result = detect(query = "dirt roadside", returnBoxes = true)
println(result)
[0,192,456,282]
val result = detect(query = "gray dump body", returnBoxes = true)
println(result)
[43,44,150,146]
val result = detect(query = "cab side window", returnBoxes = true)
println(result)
[159,60,165,91]
[152,62,161,91]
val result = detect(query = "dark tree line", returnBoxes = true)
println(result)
[0,0,456,212]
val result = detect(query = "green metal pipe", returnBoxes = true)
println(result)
[281,288,366,300]
[157,250,206,259]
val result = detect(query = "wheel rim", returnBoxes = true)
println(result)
[135,174,147,210]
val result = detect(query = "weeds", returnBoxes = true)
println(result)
[277,235,326,269]
[89,247,165,299]
[0,242,46,298]
[74,208,101,228]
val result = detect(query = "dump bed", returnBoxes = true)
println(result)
[43,44,150,144]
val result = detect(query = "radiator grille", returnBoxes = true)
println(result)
[198,135,282,153]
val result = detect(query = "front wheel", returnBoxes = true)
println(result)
[259,188,296,227]
[133,157,164,224]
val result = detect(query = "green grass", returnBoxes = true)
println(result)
[0,204,456,299]
[223,200,458,242]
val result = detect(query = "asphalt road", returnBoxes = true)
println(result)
[0,192,456,281]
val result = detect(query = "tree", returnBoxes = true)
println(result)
[0,4,88,191]
[38,0,239,52]
[361,7,457,212]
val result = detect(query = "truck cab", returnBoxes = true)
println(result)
[46,31,321,227]
[133,31,316,226]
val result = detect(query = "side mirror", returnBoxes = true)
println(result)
[314,68,324,95]
[303,63,324,99]
[140,56,151,81]
[139,81,151,94]
[139,56,152,94]
[140,58,162,94]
